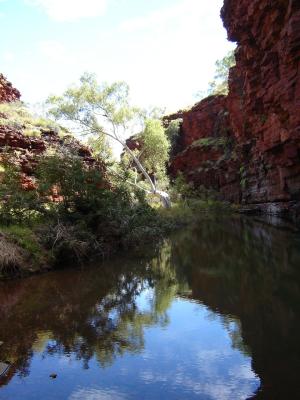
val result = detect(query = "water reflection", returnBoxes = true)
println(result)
[0,215,299,399]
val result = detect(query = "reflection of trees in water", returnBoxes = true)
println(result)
[0,242,183,384]
[222,316,251,357]
[0,216,299,399]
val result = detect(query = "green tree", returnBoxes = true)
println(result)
[121,119,170,194]
[207,50,236,95]
[164,119,182,157]
[0,159,41,224]
[140,119,170,178]
[47,73,171,207]
[87,135,113,162]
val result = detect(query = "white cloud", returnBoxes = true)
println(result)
[38,40,65,60]
[120,0,206,33]
[10,0,235,116]
[25,0,107,22]
[115,0,235,112]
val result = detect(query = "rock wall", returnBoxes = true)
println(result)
[167,96,241,203]
[167,0,300,217]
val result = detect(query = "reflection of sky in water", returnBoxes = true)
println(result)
[69,388,128,400]
[1,288,259,400]
[135,287,154,313]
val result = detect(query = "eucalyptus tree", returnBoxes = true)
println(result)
[47,73,171,208]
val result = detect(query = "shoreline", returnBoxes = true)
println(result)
[1,207,299,281]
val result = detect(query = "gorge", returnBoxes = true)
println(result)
[166,0,300,221]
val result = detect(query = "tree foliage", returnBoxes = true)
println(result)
[87,135,113,162]
[141,119,170,175]
[207,50,236,96]
[0,159,41,224]
[47,73,171,206]
[47,73,135,139]
[0,149,107,224]
[164,119,182,157]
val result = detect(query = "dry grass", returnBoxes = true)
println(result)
[0,233,23,274]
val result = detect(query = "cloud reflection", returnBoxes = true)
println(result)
[69,387,127,400]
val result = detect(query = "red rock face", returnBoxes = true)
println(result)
[168,0,300,217]
[167,96,242,203]
[223,0,300,207]
[180,96,229,147]
[0,74,20,103]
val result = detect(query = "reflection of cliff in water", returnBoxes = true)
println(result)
[0,216,299,399]
[170,216,300,399]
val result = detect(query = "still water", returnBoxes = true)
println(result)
[0,216,299,399]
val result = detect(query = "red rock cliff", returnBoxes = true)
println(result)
[168,0,300,217]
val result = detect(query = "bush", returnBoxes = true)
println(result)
[0,160,42,224]
[0,233,23,275]
[157,198,232,227]
[0,149,108,224]
[170,171,194,201]
[0,149,170,266]
[0,225,48,270]
[0,101,66,136]
[38,221,102,264]
[170,172,221,202]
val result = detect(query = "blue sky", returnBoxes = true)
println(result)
[0,0,235,113]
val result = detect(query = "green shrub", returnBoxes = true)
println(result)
[165,119,182,157]
[1,225,40,255]
[158,198,232,226]
[23,128,41,137]
[0,161,42,224]
[0,233,23,275]
[191,137,231,148]
[170,171,194,201]
[0,225,47,272]
[0,101,67,136]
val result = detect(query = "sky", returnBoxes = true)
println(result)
[0,0,235,114]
